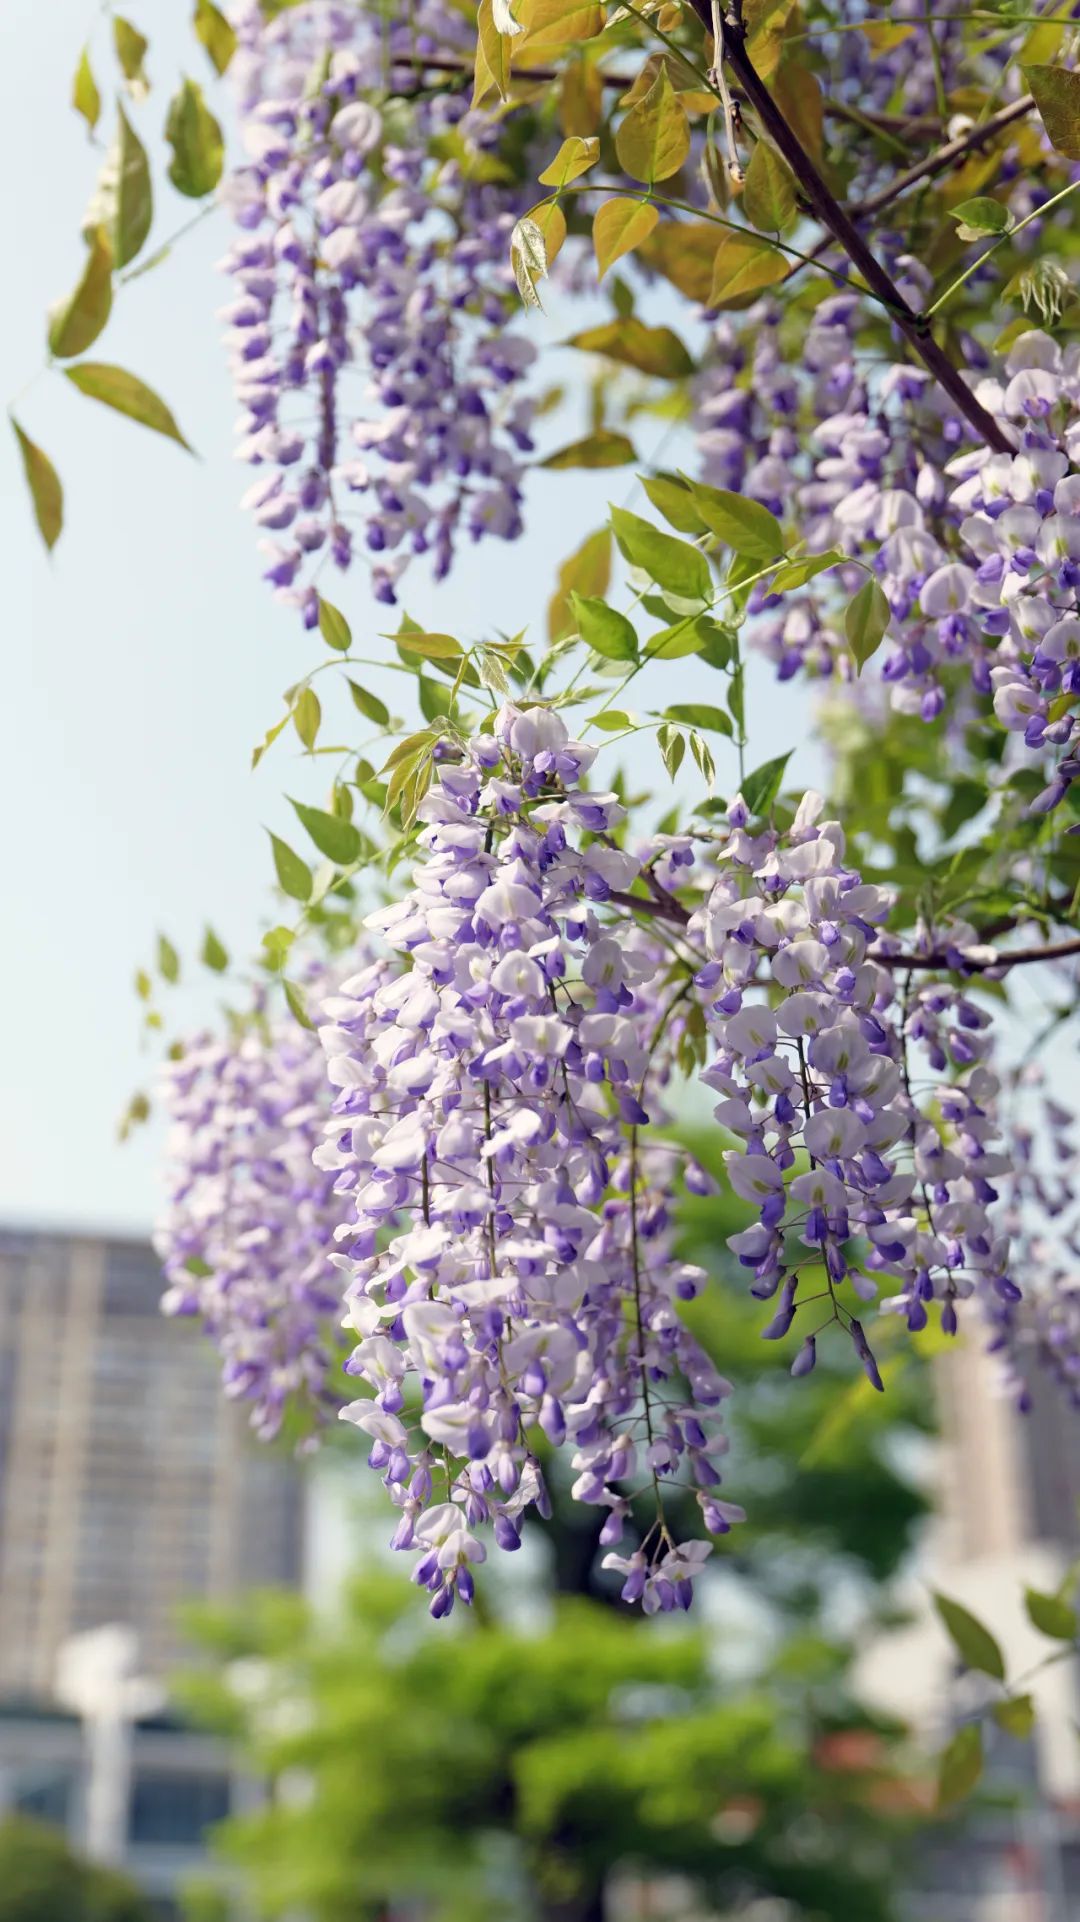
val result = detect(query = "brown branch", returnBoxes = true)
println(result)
[609,888,1080,973]
[687,2,1014,454]
[855,92,1034,222]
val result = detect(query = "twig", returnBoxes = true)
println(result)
[609,886,1080,973]
[686,0,1014,454]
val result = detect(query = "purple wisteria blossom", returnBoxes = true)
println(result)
[156,957,392,1441]
[316,702,742,1616]
[688,795,1017,1382]
[221,0,538,619]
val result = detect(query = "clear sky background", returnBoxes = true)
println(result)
[2,0,820,1236]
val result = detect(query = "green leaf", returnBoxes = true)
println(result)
[1022,63,1080,161]
[284,978,314,1029]
[590,709,633,732]
[1025,1587,1078,1640]
[592,197,659,278]
[689,728,716,790]
[193,0,238,73]
[347,680,390,726]
[510,215,549,309]
[769,549,844,593]
[570,592,639,661]
[610,506,711,601]
[395,630,463,662]
[951,196,1011,242]
[564,317,694,379]
[549,527,611,641]
[845,577,891,672]
[293,687,321,749]
[541,430,636,469]
[252,713,289,769]
[200,927,229,972]
[318,596,352,652]
[742,751,792,816]
[648,614,726,660]
[72,47,101,132]
[157,933,180,983]
[11,421,63,552]
[537,134,599,186]
[615,65,690,183]
[937,1724,983,1809]
[742,140,797,232]
[640,473,706,535]
[662,703,732,736]
[933,1593,1006,1681]
[113,16,149,95]
[267,832,312,903]
[47,228,113,359]
[63,362,192,450]
[289,798,362,865]
[418,676,454,723]
[165,78,224,197]
[657,722,685,780]
[85,104,152,269]
[993,1694,1035,1740]
[709,232,787,306]
[689,483,783,559]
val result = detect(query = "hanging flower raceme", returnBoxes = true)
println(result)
[315,703,741,1617]
[690,795,1017,1384]
[222,0,538,621]
[986,1066,1080,1412]
[156,954,394,1442]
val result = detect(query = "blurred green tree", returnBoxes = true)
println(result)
[178,1182,934,1922]
[0,1816,155,1922]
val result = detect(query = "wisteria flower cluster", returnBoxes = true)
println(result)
[222,0,539,619]
[687,799,1017,1379]
[697,309,1080,813]
[156,960,391,1441]
[314,704,742,1615]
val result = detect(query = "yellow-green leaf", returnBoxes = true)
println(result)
[289,797,362,865]
[549,527,611,640]
[993,1694,1035,1739]
[937,1724,983,1808]
[113,16,149,96]
[201,927,229,972]
[267,831,312,903]
[157,933,180,983]
[538,135,599,186]
[1025,1586,1078,1640]
[193,0,237,74]
[165,77,224,197]
[11,421,63,551]
[565,316,694,378]
[1023,63,1080,161]
[541,430,636,469]
[845,577,891,672]
[85,104,153,269]
[475,0,512,102]
[615,66,690,184]
[517,0,604,57]
[47,228,114,359]
[592,197,659,278]
[526,199,567,269]
[690,482,783,558]
[318,596,352,652]
[72,47,101,132]
[709,232,787,306]
[771,65,823,162]
[933,1593,1006,1681]
[511,215,550,309]
[293,686,322,748]
[395,631,463,661]
[742,140,797,233]
[64,362,192,451]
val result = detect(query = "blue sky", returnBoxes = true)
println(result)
[2,0,818,1234]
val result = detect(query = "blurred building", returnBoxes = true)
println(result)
[0,1226,307,1916]
[0,1228,304,1689]
[858,1339,1080,1922]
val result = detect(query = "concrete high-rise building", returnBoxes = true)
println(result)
[0,1229,305,1693]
